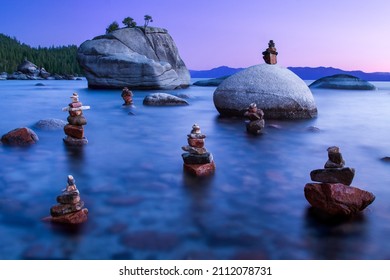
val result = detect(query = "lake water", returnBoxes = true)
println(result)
[1,79,390,260]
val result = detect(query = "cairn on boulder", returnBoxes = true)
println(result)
[182,124,215,176]
[304,146,375,216]
[121,87,133,106]
[244,103,265,135]
[45,175,88,224]
[62,93,90,145]
[262,40,278,64]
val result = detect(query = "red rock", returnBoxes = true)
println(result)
[44,208,88,224]
[1,127,39,145]
[183,161,216,177]
[69,110,83,117]
[187,138,204,148]
[304,183,375,216]
[64,124,84,139]
[69,102,82,108]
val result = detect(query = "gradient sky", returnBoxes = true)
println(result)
[1,0,390,72]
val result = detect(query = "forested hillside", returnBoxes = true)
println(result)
[0,34,83,75]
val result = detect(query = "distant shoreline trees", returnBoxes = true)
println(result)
[0,34,82,75]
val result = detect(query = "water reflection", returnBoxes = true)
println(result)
[303,207,368,259]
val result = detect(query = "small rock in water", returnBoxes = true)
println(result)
[35,83,45,86]
[1,127,39,145]
[34,119,67,130]
[380,157,390,162]
[143,92,189,106]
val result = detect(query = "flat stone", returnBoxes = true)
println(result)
[64,124,84,139]
[183,161,216,177]
[304,183,375,216]
[309,74,376,90]
[57,190,80,204]
[182,152,213,164]
[69,102,82,108]
[67,115,87,126]
[187,138,205,148]
[69,110,83,117]
[187,133,206,139]
[310,167,355,185]
[50,201,84,217]
[45,208,88,224]
[63,136,88,146]
[182,145,207,155]
[324,160,345,168]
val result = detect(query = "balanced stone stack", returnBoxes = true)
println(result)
[46,175,88,224]
[262,40,278,64]
[244,103,265,135]
[304,146,375,216]
[62,93,90,145]
[121,87,133,106]
[182,124,216,176]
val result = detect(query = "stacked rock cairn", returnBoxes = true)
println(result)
[304,146,375,216]
[121,87,133,106]
[244,103,265,135]
[46,175,88,224]
[62,93,90,145]
[262,40,278,64]
[182,124,216,176]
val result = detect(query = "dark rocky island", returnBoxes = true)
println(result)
[309,74,376,90]
[77,27,190,89]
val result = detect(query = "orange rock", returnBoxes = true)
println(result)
[44,208,88,224]
[1,127,38,145]
[64,124,84,139]
[183,161,216,177]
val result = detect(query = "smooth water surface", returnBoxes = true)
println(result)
[0,79,390,260]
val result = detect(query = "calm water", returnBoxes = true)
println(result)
[1,79,390,260]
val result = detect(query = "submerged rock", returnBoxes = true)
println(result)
[309,74,376,90]
[34,119,67,130]
[143,92,189,106]
[304,183,375,216]
[77,27,190,89]
[1,127,39,145]
[213,64,317,119]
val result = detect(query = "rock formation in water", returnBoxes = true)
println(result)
[213,41,317,119]
[143,92,189,106]
[182,124,216,176]
[309,74,376,90]
[304,146,375,216]
[5,59,77,80]
[62,93,90,145]
[244,103,265,135]
[44,175,88,224]
[77,27,190,89]
[1,127,39,145]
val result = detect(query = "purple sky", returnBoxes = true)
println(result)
[1,0,390,72]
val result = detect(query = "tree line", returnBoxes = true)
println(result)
[0,33,83,75]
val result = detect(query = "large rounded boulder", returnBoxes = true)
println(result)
[77,27,190,90]
[213,64,317,119]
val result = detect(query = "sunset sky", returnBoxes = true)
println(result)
[1,0,390,72]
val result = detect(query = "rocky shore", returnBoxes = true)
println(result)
[0,59,82,81]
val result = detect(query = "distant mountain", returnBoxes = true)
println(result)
[190,65,390,81]
[190,66,245,78]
